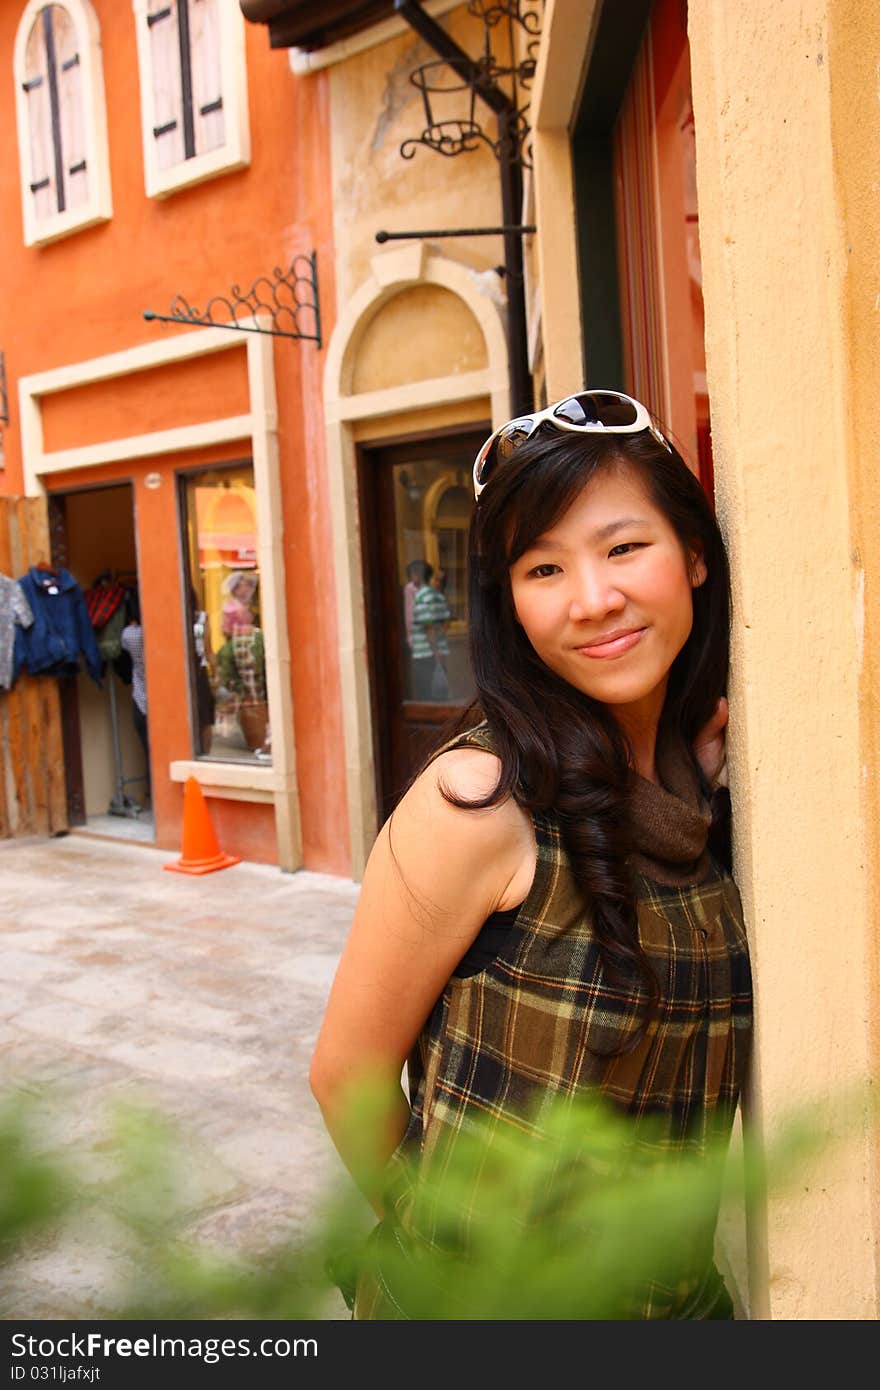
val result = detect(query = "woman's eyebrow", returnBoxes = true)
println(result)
[525,517,650,551]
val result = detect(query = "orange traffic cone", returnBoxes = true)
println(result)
[164,776,241,876]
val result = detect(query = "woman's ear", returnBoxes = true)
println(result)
[689,546,708,588]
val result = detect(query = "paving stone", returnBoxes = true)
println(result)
[0,835,357,1319]
[7,1000,123,1046]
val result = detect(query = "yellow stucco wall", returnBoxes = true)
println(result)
[828,0,880,1302]
[351,284,488,394]
[328,6,510,316]
[688,0,878,1318]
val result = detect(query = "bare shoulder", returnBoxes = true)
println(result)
[389,744,535,913]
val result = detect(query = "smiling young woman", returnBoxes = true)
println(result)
[311,392,751,1320]
[508,462,708,783]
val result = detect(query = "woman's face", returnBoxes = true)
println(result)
[508,463,706,729]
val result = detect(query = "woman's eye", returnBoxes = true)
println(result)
[609,542,643,558]
[528,563,559,578]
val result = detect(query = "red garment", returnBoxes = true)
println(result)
[84,581,125,629]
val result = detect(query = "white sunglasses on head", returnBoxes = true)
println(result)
[473,389,672,500]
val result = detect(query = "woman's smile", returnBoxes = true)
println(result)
[574,626,647,658]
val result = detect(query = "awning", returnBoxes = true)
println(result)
[239,0,395,52]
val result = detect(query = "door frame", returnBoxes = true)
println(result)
[48,477,140,828]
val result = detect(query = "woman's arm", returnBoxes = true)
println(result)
[310,747,528,1216]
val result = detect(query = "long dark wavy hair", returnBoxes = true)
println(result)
[395,425,732,1032]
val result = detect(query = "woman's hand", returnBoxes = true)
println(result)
[693,696,729,788]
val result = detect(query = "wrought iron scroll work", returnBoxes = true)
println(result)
[400,0,541,169]
[143,253,321,347]
[468,0,541,36]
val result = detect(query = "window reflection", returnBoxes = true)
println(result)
[180,465,271,763]
[395,460,475,705]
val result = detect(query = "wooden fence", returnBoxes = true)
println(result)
[0,497,67,838]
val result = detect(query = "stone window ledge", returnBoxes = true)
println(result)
[169,759,275,804]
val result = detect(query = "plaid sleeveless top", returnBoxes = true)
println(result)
[359,721,753,1319]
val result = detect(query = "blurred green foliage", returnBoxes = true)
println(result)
[0,1081,866,1321]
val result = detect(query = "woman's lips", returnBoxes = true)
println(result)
[575,628,646,659]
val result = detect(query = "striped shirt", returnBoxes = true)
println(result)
[120,623,147,714]
[357,721,753,1319]
[410,584,450,659]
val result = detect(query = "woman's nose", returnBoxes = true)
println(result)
[567,565,626,621]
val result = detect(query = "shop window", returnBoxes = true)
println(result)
[13,0,112,247]
[179,463,271,765]
[133,0,250,198]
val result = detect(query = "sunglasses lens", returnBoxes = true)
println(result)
[474,418,535,491]
[497,418,534,458]
[474,435,498,490]
[555,392,641,428]
[553,396,598,425]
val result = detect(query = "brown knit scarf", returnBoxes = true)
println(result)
[627,722,714,886]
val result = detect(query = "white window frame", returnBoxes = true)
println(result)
[132,0,250,199]
[13,0,112,248]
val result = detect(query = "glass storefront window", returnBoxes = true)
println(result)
[179,463,271,764]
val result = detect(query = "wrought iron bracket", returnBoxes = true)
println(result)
[144,252,321,347]
[376,225,535,241]
[394,0,541,169]
[0,351,8,427]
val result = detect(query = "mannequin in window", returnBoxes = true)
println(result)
[217,572,268,754]
[221,571,258,636]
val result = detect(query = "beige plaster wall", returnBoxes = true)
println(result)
[827,0,880,1298]
[351,284,488,394]
[328,6,507,308]
[688,0,878,1318]
[352,396,491,445]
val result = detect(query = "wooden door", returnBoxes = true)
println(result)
[358,427,487,824]
[0,496,68,837]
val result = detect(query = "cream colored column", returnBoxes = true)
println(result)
[530,0,601,399]
[689,0,878,1319]
[247,329,302,873]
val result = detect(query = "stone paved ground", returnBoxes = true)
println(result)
[0,832,361,1321]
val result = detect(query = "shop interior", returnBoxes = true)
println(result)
[62,482,153,842]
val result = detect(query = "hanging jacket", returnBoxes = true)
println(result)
[84,578,126,630]
[0,573,34,691]
[13,567,102,685]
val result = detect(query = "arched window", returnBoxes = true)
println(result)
[132,0,250,198]
[13,0,112,247]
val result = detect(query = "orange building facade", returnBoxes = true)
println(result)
[0,1,347,873]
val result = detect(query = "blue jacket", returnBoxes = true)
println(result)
[13,567,102,685]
